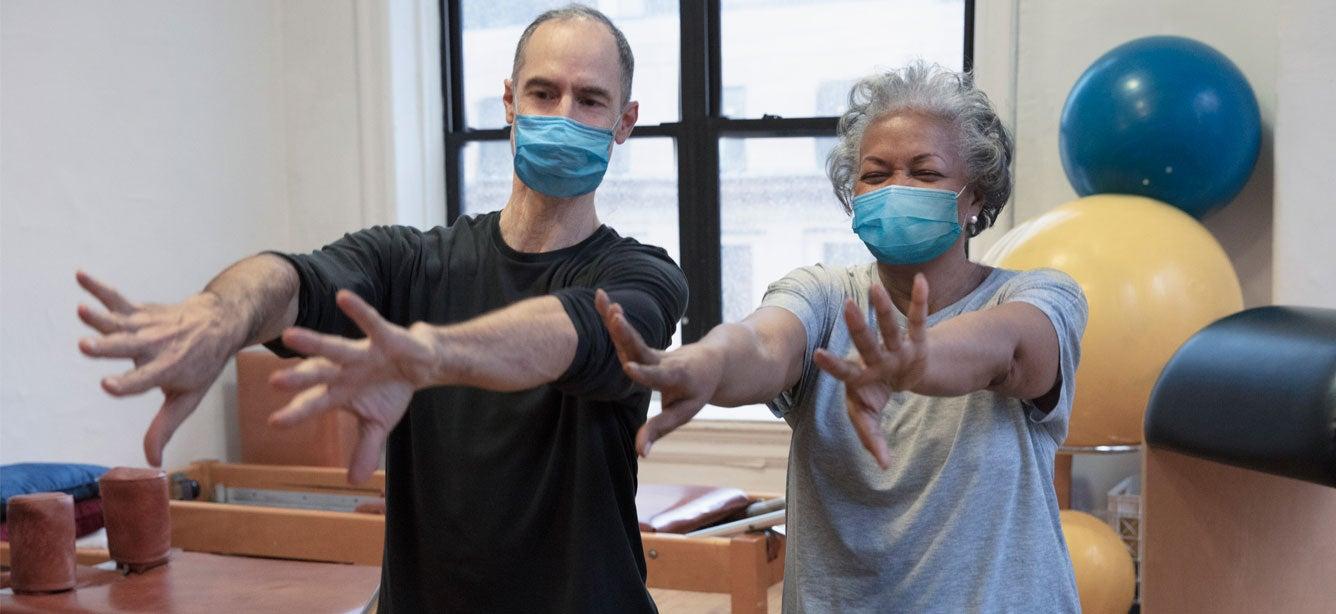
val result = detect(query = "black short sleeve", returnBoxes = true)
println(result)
[263,225,426,357]
[551,245,688,401]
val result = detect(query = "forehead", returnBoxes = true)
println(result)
[517,19,622,92]
[860,111,962,162]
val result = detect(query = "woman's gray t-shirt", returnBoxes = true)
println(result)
[762,263,1088,613]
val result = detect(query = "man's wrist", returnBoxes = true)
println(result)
[193,290,251,356]
[423,323,463,388]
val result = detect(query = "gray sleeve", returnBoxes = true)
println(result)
[999,269,1089,442]
[758,264,841,419]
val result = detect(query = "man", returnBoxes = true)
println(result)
[76,5,686,612]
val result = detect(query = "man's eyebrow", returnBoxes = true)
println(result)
[574,85,612,101]
[522,76,560,90]
[522,76,613,102]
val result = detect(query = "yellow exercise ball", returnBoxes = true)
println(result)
[1060,510,1136,614]
[982,195,1242,446]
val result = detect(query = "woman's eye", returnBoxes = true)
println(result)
[860,173,887,183]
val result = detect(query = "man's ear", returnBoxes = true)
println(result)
[503,78,517,125]
[613,100,639,144]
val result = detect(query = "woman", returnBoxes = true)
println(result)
[596,62,1087,612]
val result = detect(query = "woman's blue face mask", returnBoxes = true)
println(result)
[851,184,968,265]
[512,114,615,198]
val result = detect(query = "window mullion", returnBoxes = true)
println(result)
[443,0,465,223]
[677,0,723,343]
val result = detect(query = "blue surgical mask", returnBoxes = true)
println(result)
[512,114,614,198]
[851,184,967,265]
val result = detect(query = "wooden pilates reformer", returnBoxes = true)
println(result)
[164,460,786,614]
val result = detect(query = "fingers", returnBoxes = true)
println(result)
[268,384,340,428]
[346,422,386,485]
[869,285,904,354]
[635,400,705,457]
[847,404,891,470]
[269,357,341,391]
[621,361,681,392]
[79,331,149,360]
[635,425,655,458]
[336,290,392,340]
[78,304,127,335]
[103,359,174,396]
[842,298,885,369]
[814,348,864,382]
[906,273,929,345]
[596,289,658,366]
[76,270,135,314]
[281,327,365,364]
[142,387,208,467]
[594,288,614,319]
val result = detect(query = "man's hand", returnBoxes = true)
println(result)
[813,273,931,470]
[76,271,242,467]
[268,290,441,485]
[595,289,723,457]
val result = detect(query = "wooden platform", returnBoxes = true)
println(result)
[0,549,379,613]
[651,582,784,613]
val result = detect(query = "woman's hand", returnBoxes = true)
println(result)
[814,274,931,469]
[595,289,724,457]
[268,290,441,484]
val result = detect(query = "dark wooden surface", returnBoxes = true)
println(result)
[1,549,379,613]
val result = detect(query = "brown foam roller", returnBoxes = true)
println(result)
[7,492,77,593]
[98,467,171,572]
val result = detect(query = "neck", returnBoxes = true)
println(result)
[498,176,601,253]
[876,245,990,315]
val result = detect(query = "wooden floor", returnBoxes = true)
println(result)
[649,582,784,613]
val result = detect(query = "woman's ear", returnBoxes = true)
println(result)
[962,189,986,235]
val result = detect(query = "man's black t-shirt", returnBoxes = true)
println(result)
[266,211,687,613]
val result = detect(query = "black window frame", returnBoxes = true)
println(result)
[440,0,975,343]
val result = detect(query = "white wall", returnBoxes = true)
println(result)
[1,1,291,469]
[0,0,431,470]
[1274,0,1336,308]
[280,0,367,250]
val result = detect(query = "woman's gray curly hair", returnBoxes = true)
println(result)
[826,61,1014,236]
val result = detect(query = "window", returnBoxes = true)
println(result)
[442,0,972,420]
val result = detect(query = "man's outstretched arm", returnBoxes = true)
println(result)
[77,254,300,466]
[268,287,666,483]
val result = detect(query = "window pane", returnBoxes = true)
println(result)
[461,1,681,129]
[720,137,869,325]
[721,0,966,119]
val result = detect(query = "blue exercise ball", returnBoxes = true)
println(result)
[1059,36,1261,218]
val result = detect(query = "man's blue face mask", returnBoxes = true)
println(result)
[851,184,968,265]
[512,114,615,198]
